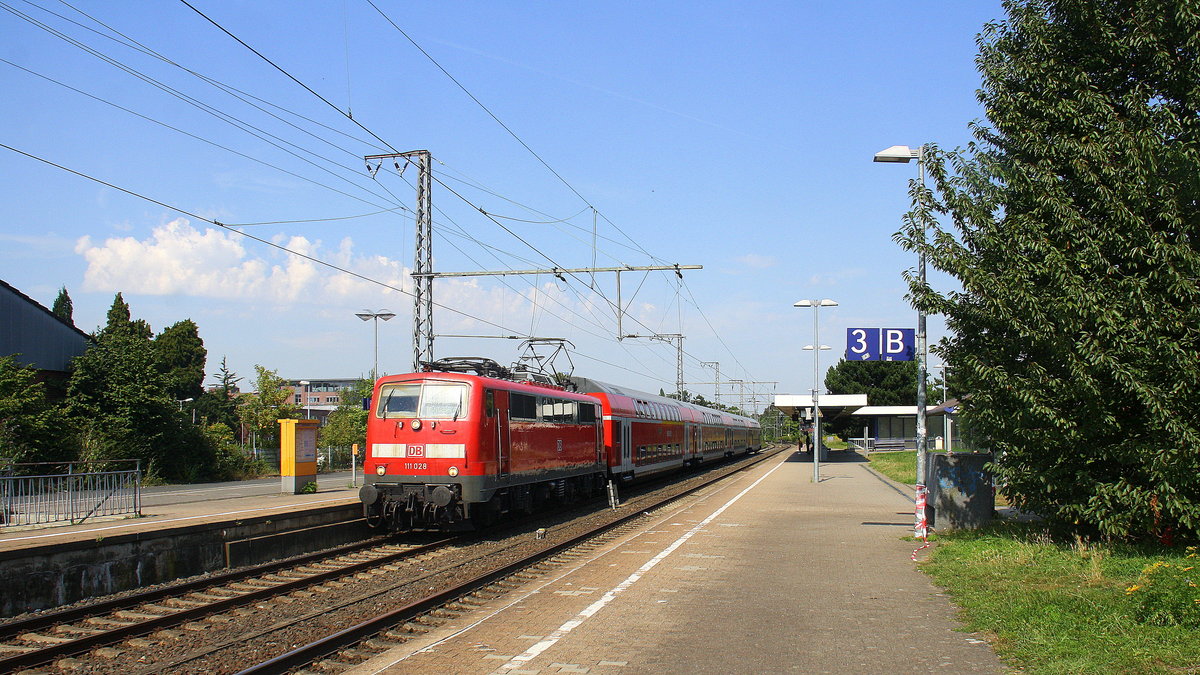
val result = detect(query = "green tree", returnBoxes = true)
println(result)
[319,379,374,449]
[904,0,1200,540]
[0,356,64,462]
[66,330,206,477]
[192,357,241,431]
[238,366,299,450]
[51,286,73,326]
[67,298,216,480]
[154,319,206,401]
[823,359,919,438]
[825,359,917,406]
[103,292,151,339]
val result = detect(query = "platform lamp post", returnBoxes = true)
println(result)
[874,143,930,489]
[356,310,396,380]
[299,380,310,420]
[795,299,837,483]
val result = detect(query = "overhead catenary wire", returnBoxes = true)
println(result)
[14,2,759,397]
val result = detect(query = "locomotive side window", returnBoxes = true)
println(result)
[510,392,537,420]
[485,390,496,417]
[579,403,597,425]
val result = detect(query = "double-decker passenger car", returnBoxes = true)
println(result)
[570,376,762,481]
[360,361,762,531]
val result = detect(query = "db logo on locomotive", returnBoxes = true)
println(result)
[407,445,425,458]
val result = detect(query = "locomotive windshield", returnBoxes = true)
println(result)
[376,381,469,420]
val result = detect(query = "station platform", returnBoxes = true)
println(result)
[345,449,1007,674]
[0,479,361,555]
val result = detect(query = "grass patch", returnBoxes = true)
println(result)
[923,524,1200,674]
[867,450,916,484]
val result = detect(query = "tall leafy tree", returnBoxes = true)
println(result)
[51,286,73,326]
[0,356,64,462]
[904,0,1200,539]
[154,319,207,401]
[67,298,215,479]
[238,366,299,449]
[192,357,241,431]
[319,379,374,449]
[823,359,919,438]
[824,359,917,407]
[103,292,151,339]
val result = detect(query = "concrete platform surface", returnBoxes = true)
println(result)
[0,476,361,554]
[346,450,1006,675]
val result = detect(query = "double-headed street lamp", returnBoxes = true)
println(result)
[874,144,929,488]
[355,310,396,380]
[795,298,838,483]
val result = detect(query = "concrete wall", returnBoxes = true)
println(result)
[0,504,372,617]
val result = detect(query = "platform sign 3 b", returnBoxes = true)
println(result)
[846,328,915,361]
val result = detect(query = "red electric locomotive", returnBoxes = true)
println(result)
[359,361,607,530]
[359,359,762,531]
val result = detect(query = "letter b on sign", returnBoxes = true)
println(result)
[882,329,915,361]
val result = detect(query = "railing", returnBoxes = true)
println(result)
[0,459,142,527]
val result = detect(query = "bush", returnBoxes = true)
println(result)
[1127,546,1200,628]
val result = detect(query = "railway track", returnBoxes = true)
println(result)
[238,446,785,675]
[0,534,457,672]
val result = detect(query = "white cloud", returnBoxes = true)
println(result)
[735,253,778,269]
[74,218,413,304]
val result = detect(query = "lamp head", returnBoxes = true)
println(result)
[873,145,919,163]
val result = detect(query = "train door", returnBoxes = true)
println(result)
[620,419,632,473]
[488,389,511,476]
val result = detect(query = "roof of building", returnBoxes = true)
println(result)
[0,279,90,372]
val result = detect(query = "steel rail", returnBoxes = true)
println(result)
[0,536,456,671]
[236,447,783,674]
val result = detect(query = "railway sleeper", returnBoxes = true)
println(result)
[112,610,168,620]
[51,625,105,636]
[17,632,73,645]
[83,616,137,628]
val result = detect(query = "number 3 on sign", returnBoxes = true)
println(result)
[846,328,879,361]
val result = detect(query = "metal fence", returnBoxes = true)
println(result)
[0,459,142,527]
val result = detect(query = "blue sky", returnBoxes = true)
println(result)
[1,1,1004,408]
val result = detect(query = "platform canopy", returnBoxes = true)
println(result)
[772,393,868,420]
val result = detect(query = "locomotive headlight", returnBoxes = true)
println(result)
[411,419,422,431]
[448,466,459,477]
[376,464,386,476]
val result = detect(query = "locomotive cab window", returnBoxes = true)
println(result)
[376,381,469,420]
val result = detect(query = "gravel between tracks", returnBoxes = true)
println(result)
[43,451,777,674]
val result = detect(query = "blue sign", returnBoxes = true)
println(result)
[846,328,915,361]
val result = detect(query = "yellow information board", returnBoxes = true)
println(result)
[279,418,319,494]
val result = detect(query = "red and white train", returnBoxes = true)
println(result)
[358,360,762,531]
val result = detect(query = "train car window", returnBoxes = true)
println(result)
[539,397,571,423]
[485,390,496,418]
[510,392,537,420]
[579,403,597,425]
[418,383,469,419]
[376,382,421,418]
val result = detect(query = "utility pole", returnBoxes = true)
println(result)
[366,151,702,379]
[700,361,721,404]
[622,332,684,397]
[366,150,432,372]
